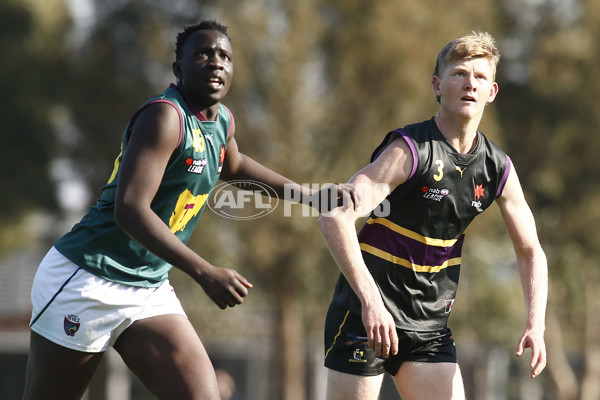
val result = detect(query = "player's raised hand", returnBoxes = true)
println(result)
[197,265,253,309]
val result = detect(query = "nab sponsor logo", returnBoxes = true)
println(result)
[208,180,279,220]
[445,299,455,314]
[471,184,485,209]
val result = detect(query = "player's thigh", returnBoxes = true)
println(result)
[113,314,219,400]
[326,369,384,400]
[394,361,465,400]
[22,331,104,400]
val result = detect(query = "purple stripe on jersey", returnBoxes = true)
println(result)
[393,129,418,180]
[496,155,512,198]
[357,221,464,268]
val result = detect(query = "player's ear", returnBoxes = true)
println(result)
[486,82,499,104]
[172,61,182,79]
[432,75,442,98]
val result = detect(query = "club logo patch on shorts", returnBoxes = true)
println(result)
[64,314,81,337]
[349,348,367,363]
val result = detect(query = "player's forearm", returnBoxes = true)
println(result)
[318,213,382,307]
[517,247,548,330]
[224,153,306,198]
[115,203,213,280]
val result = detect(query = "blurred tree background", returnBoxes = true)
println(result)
[2,0,599,398]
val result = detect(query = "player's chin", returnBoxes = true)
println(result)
[208,85,230,101]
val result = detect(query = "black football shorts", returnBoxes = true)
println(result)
[324,301,457,376]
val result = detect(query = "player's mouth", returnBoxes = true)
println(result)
[207,76,225,90]
[461,95,476,102]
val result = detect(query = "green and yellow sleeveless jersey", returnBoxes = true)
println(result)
[55,84,231,287]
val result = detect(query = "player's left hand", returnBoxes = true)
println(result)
[197,265,253,309]
[310,183,360,213]
[515,326,546,378]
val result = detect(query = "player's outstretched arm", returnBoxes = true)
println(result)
[220,130,359,213]
[496,166,548,378]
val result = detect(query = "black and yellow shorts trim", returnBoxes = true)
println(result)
[324,301,457,376]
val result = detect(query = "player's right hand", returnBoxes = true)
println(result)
[361,302,399,359]
[197,265,253,309]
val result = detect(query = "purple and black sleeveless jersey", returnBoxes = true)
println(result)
[331,118,511,331]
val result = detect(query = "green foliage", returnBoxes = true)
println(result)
[57,2,177,196]
[495,0,600,349]
[0,0,68,244]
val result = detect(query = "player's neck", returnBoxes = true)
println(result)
[434,112,480,154]
[176,83,221,121]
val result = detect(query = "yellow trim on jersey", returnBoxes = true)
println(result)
[106,142,124,185]
[366,218,458,247]
[360,243,461,273]
[325,310,350,359]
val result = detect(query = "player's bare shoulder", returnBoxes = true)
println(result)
[129,101,182,152]
[371,135,414,188]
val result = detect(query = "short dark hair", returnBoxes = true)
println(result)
[175,20,230,61]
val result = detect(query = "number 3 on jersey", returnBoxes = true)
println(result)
[433,159,444,182]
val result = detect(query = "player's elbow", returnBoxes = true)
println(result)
[318,211,351,235]
[515,243,547,272]
[220,153,246,181]
[515,242,545,260]
[114,204,129,231]
[114,200,140,233]
[318,213,333,232]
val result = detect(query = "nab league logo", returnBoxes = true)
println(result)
[421,186,450,202]
[185,157,207,174]
[64,314,81,337]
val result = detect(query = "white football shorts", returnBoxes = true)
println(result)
[29,246,186,353]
